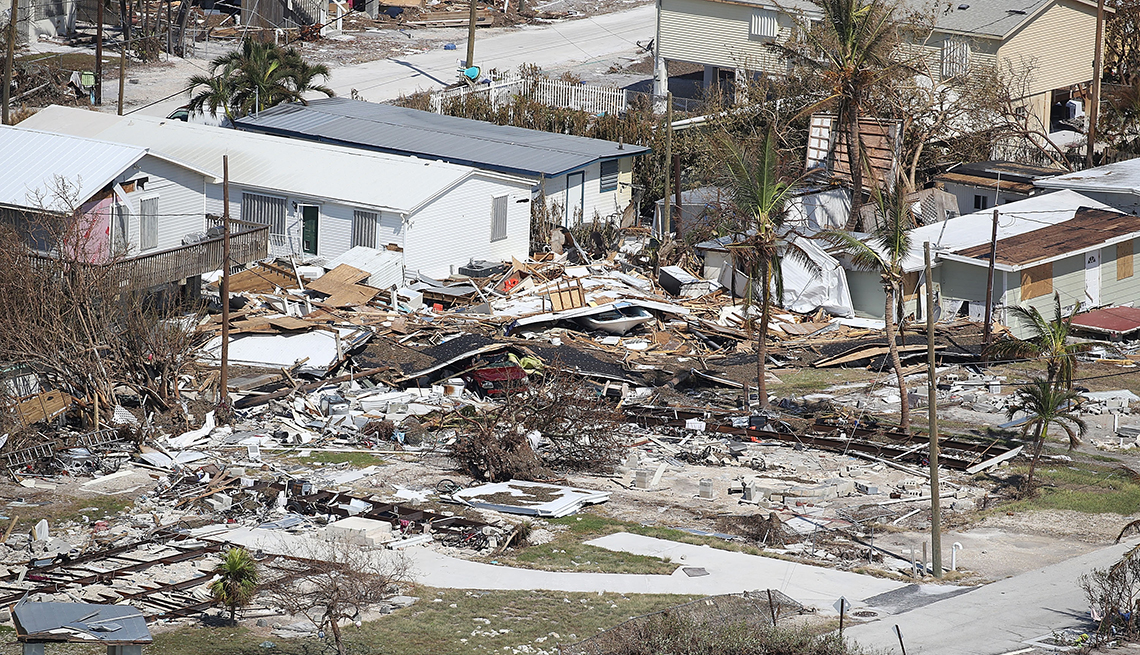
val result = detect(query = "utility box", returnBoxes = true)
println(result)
[699,478,714,499]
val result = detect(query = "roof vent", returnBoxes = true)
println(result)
[957,3,969,8]
[1007,8,1026,13]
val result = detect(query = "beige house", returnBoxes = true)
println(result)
[654,0,1108,130]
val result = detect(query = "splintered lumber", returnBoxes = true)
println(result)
[812,343,943,368]
[406,8,491,25]
[233,365,395,409]
[14,390,73,426]
[307,264,380,307]
[226,262,297,293]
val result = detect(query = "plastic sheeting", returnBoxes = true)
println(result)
[713,235,854,317]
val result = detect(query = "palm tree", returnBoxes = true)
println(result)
[823,182,915,431]
[187,41,334,120]
[717,129,810,407]
[210,547,259,624]
[986,293,1091,389]
[1006,377,1086,492]
[776,0,901,230]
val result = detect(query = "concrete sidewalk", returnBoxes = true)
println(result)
[844,538,1140,655]
[203,526,904,609]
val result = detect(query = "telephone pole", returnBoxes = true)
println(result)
[465,0,477,68]
[982,209,998,358]
[95,0,103,104]
[3,0,16,125]
[1087,0,1105,168]
[664,92,673,233]
[925,241,943,579]
[219,155,231,411]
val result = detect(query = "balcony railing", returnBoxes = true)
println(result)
[109,219,270,290]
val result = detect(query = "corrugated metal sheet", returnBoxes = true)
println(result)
[234,98,650,178]
[13,601,152,644]
[20,106,477,214]
[0,125,146,212]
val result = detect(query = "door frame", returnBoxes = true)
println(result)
[298,203,320,255]
[1084,248,1102,308]
[565,171,585,226]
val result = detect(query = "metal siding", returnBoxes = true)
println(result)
[315,202,354,259]
[848,270,887,319]
[998,0,1098,96]
[1020,253,1084,317]
[377,211,406,249]
[659,0,795,73]
[404,175,531,277]
[939,260,991,303]
[1099,239,1140,303]
[133,155,208,251]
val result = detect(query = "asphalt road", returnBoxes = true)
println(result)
[327,5,654,102]
[844,538,1140,655]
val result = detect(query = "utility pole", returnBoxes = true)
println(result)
[219,155,231,411]
[465,0,477,68]
[982,208,998,359]
[664,91,673,234]
[673,153,683,237]
[1088,0,1105,169]
[3,0,16,125]
[95,0,103,104]
[924,241,943,579]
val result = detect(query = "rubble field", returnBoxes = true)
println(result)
[4,250,1140,652]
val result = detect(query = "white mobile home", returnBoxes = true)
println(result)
[21,106,535,278]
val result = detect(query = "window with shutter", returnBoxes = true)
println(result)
[352,210,378,248]
[941,38,970,79]
[112,203,130,254]
[491,195,508,242]
[1118,240,1134,280]
[139,197,159,251]
[240,192,287,236]
[749,10,777,38]
[599,160,620,193]
[1020,262,1053,300]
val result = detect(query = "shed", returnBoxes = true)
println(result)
[13,600,152,655]
[934,160,1060,214]
[234,98,649,226]
[1036,155,1140,215]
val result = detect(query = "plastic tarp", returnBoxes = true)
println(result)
[716,235,854,317]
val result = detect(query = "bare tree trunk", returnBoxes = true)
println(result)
[330,616,346,655]
[757,257,771,408]
[843,100,863,231]
[1025,421,1046,491]
[884,283,909,432]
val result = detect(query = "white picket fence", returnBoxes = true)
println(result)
[429,73,629,115]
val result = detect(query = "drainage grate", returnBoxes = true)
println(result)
[853,610,879,618]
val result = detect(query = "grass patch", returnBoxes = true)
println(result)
[492,511,763,574]
[4,496,132,533]
[769,367,874,395]
[291,451,388,467]
[132,588,699,655]
[16,52,115,71]
[998,463,1140,514]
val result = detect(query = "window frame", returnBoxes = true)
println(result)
[138,195,160,251]
[352,209,378,249]
[490,195,509,242]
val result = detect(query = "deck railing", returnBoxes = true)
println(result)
[429,73,629,116]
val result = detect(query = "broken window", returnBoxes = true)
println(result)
[974,194,989,210]
[1020,262,1053,300]
[941,37,970,79]
[241,192,286,237]
[600,160,620,193]
[352,210,378,249]
[749,9,777,38]
[1118,240,1134,280]
[490,195,508,242]
[139,196,159,251]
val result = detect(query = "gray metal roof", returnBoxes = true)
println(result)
[13,601,152,644]
[235,98,650,178]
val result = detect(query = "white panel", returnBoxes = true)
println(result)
[1084,249,1101,307]
[131,154,209,251]
[405,174,532,277]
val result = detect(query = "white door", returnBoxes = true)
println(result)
[1085,249,1102,308]
[565,172,585,226]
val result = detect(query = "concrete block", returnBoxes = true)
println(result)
[855,481,880,495]
[699,479,714,500]
[633,469,651,489]
[325,517,395,546]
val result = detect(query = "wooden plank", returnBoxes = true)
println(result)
[306,264,370,295]
[13,390,72,426]
[813,343,943,368]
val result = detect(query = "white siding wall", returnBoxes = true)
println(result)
[659,0,798,74]
[115,155,208,255]
[405,174,533,277]
[539,160,629,226]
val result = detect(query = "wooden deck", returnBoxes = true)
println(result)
[112,220,270,290]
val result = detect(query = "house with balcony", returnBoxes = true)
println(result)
[654,0,1108,132]
[22,106,536,279]
[0,124,267,293]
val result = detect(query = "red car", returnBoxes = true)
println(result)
[462,361,527,397]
